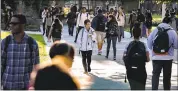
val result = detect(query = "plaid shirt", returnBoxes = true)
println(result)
[1,34,39,90]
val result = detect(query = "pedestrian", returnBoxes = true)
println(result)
[41,7,48,35]
[116,6,126,41]
[91,9,106,55]
[48,18,63,42]
[170,8,178,32]
[45,12,53,37]
[77,19,96,74]
[1,14,40,90]
[128,9,137,38]
[137,9,146,38]
[145,10,152,37]
[74,7,89,43]
[123,22,150,90]
[147,16,178,90]
[105,15,119,60]
[88,9,95,22]
[32,61,80,90]
[67,8,77,36]
[58,7,64,22]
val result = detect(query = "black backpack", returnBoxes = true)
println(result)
[108,22,119,36]
[52,23,62,38]
[1,35,34,79]
[153,27,171,54]
[96,16,105,31]
[123,41,147,70]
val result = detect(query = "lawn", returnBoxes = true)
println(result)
[1,31,49,63]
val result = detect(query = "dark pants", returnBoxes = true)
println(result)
[127,68,147,90]
[81,50,92,72]
[130,23,134,37]
[68,24,75,36]
[42,21,46,35]
[46,26,51,37]
[106,36,117,58]
[152,60,173,90]
[119,26,124,38]
[74,26,84,42]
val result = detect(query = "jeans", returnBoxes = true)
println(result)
[68,24,75,36]
[74,26,84,42]
[106,36,117,58]
[152,60,173,90]
[130,23,134,37]
[42,20,46,35]
[119,26,124,38]
[46,26,51,37]
[81,50,92,72]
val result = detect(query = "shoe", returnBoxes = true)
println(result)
[105,56,108,59]
[88,67,91,72]
[84,72,88,74]
[113,57,116,60]
[74,40,76,43]
[98,51,102,55]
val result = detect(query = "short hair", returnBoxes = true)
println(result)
[49,41,75,60]
[133,22,141,39]
[162,16,171,24]
[12,14,26,24]
[34,64,79,90]
[84,19,91,25]
[82,7,86,10]
[98,9,102,13]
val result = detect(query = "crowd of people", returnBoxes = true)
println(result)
[1,4,178,90]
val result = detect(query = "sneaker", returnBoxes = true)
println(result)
[113,57,116,60]
[84,72,88,74]
[98,51,102,55]
[88,67,91,72]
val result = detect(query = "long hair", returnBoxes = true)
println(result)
[108,15,117,23]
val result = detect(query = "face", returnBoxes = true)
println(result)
[82,8,86,13]
[85,22,91,29]
[9,17,23,34]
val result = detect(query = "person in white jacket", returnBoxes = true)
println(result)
[77,19,96,74]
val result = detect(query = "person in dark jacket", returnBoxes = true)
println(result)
[145,10,152,37]
[105,15,119,60]
[67,8,77,36]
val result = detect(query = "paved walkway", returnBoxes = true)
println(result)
[41,25,178,90]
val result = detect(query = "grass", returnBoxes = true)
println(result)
[1,31,49,63]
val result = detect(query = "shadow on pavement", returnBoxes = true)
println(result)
[87,73,130,90]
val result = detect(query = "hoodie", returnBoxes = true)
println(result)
[147,23,178,60]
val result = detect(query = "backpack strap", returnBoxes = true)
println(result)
[27,36,34,65]
[79,28,85,54]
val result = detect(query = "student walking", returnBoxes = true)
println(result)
[67,8,77,36]
[128,9,137,38]
[74,7,89,43]
[1,14,39,90]
[41,7,48,35]
[77,19,96,74]
[105,15,119,60]
[91,9,106,55]
[123,22,150,90]
[147,16,178,90]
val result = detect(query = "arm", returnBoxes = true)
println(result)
[76,14,80,28]
[1,39,6,74]
[32,41,40,67]
[147,29,156,50]
[91,16,97,29]
[77,28,82,44]
[128,14,132,24]
[172,30,178,49]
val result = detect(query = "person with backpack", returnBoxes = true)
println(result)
[105,15,119,60]
[128,9,137,38]
[45,11,53,37]
[74,7,89,43]
[1,14,40,90]
[147,16,178,90]
[145,10,152,37]
[137,9,146,38]
[48,18,63,42]
[67,8,77,36]
[170,8,178,33]
[77,19,96,74]
[41,7,48,35]
[116,6,126,42]
[91,9,106,55]
[123,22,150,90]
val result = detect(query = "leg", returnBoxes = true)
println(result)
[81,51,87,72]
[163,60,173,90]
[43,22,46,35]
[106,37,111,58]
[68,24,71,35]
[118,27,121,42]
[87,50,92,72]
[71,25,74,36]
[130,24,134,38]
[121,26,125,38]
[152,60,163,90]
[112,36,117,60]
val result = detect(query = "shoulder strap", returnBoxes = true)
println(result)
[27,36,34,65]
[4,35,11,53]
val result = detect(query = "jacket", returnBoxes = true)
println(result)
[77,27,96,51]
[106,21,119,37]
[116,12,125,27]
[91,14,106,32]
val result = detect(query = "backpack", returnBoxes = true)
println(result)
[153,27,171,54]
[51,23,62,38]
[96,16,105,31]
[123,41,147,70]
[108,22,119,36]
[1,35,34,79]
